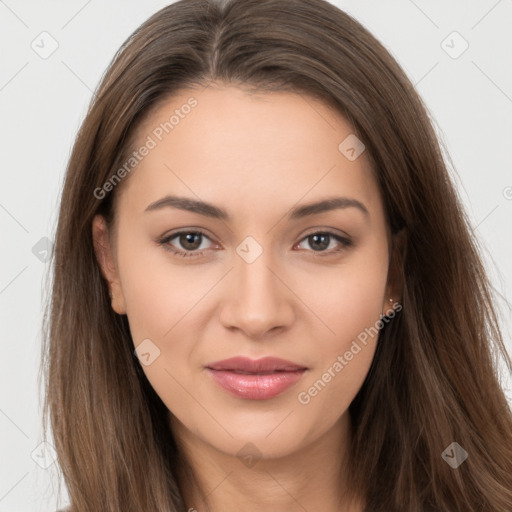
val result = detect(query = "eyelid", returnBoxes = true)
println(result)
[299,226,351,240]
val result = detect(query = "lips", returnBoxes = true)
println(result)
[206,356,307,373]
[205,356,308,400]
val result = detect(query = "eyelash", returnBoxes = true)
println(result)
[157,229,353,259]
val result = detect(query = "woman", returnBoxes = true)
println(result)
[43,0,512,510]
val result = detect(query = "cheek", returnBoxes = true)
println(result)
[302,244,388,343]
[117,250,202,416]
[295,339,377,438]
[118,239,207,342]
[116,242,211,404]
[295,289,383,429]
[294,246,387,415]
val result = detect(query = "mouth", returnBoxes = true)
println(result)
[205,356,308,400]
[206,356,307,373]
[216,369,294,375]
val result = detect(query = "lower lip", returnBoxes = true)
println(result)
[206,368,307,400]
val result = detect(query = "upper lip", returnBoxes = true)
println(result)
[206,356,307,373]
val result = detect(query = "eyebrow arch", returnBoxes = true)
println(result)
[144,195,369,220]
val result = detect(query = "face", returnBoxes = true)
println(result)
[93,84,399,462]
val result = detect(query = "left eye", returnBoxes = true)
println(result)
[159,230,215,257]
[158,230,352,258]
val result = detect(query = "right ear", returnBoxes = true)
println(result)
[92,214,127,314]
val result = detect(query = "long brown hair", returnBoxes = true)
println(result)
[41,0,512,510]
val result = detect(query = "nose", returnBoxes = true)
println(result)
[219,249,295,340]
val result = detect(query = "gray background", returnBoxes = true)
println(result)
[1,0,511,510]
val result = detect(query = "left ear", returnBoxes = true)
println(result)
[382,227,406,317]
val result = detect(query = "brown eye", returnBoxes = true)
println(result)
[296,231,352,256]
[306,233,330,251]
[177,232,203,251]
[158,230,214,258]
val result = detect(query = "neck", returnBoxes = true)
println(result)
[171,411,364,512]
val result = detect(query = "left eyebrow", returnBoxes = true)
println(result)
[144,195,370,221]
[288,197,369,220]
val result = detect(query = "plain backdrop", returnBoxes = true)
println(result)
[1,0,511,510]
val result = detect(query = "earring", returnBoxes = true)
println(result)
[389,298,402,308]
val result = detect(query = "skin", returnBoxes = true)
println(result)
[93,84,402,512]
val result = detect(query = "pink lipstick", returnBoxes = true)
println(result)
[205,356,308,400]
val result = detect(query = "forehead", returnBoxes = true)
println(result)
[117,85,384,224]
